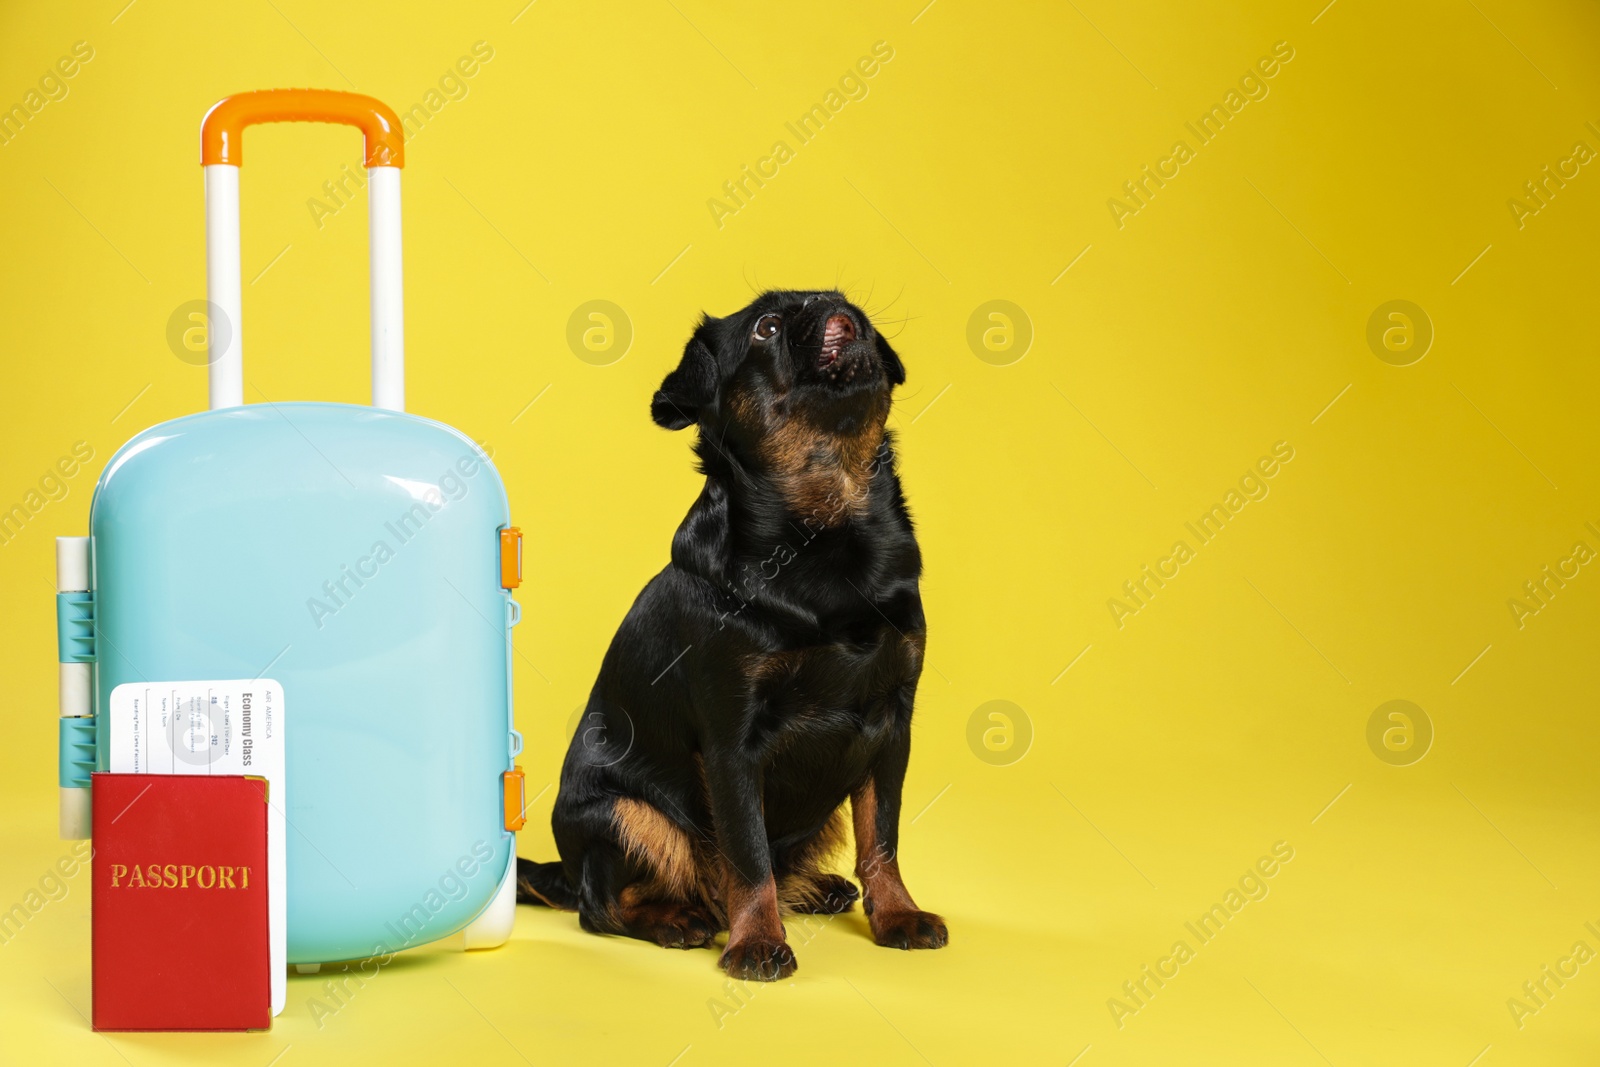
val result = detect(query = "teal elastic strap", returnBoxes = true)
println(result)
[56,591,94,662]
[59,716,96,788]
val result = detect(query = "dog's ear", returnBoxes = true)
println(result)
[876,332,906,386]
[652,321,719,430]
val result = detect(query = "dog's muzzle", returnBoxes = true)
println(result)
[812,311,876,383]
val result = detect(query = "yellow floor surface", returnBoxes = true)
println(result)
[4,0,1600,1063]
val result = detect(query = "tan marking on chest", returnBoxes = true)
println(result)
[734,390,890,526]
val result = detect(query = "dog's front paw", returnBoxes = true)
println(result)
[871,909,949,950]
[720,937,798,981]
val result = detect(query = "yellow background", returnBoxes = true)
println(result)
[2,0,1598,1063]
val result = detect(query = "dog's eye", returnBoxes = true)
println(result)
[753,315,781,340]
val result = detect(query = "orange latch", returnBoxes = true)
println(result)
[503,767,527,831]
[500,526,522,589]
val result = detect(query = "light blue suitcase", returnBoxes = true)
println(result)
[55,91,527,980]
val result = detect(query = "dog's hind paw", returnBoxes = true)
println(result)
[654,908,719,949]
[790,874,859,914]
[625,901,719,949]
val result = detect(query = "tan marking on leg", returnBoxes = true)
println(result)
[723,864,786,945]
[852,780,948,949]
[851,780,917,916]
[612,797,698,899]
[719,866,796,979]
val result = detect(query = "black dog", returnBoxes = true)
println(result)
[517,291,946,980]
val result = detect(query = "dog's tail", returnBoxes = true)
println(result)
[515,858,579,910]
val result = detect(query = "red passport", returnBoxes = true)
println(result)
[92,773,271,1031]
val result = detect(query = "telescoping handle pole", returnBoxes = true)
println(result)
[200,90,407,411]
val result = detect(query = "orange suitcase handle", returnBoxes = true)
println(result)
[200,89,408,410]
[201,89,405,168]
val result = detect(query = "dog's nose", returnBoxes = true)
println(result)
[819,314,857,367]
